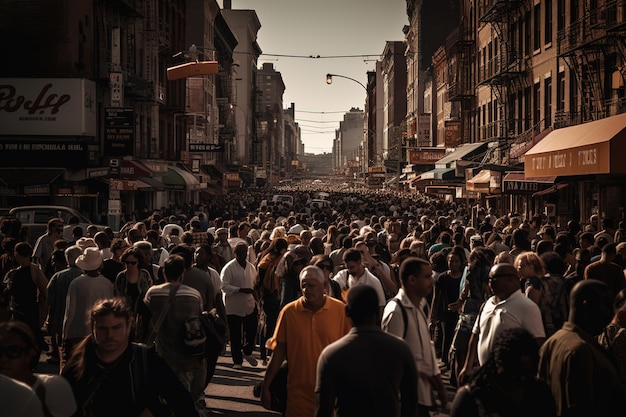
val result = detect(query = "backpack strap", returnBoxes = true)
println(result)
[144,284,179,344]
[390,298,408,339]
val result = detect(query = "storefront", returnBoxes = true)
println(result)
[524,112,626,228]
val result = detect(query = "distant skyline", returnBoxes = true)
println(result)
[218,0,408,154]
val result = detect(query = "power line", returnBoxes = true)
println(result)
[296,118,343,123]
[296,110,349,115]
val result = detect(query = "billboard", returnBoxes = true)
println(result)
[0,78,96,136]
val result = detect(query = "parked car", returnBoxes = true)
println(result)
[9,205,106,245]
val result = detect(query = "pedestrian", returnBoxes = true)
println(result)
[450,328,556,417]
[260,265,351,416]
[62,247,114,368]
[584,242,626,300]
[0,320,76,416]
[382,257,448,415]
[333,248,386,310]
[3,242,49,352]
[538,279,626,416]
[62,297,198,416]
[220,242,258,369]
[315,285,418,417]
[46,245,83,366]
[459,263,545,381]
[33,218,65,279]
[142,254,207,414]
[598,288,626,383]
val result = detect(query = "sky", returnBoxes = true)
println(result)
[219,0,409,154]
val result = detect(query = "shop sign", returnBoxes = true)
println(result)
[104,107,135,156]
[409,148,446,164]
[0,78,96,136]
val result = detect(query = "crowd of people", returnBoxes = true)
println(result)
[0,182,626,416]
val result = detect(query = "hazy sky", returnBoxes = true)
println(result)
[219,0,408,154]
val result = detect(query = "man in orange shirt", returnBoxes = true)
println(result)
[261,265,351,416]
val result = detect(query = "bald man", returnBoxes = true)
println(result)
[460,263,545,381]
[261,266,351,416]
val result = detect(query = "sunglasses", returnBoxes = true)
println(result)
[124,260,138,265]
[0,345,31,359]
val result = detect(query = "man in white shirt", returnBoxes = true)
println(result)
[382,257,447,415]
[460,263,545,379]
[220,242,258,369]
[333,248,386,309]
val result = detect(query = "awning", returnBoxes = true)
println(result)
[137,176,165,191]
[434,142,489,166]
[424,185,457,195]
[524,112,626,177]
[532,183,569,197]
[420,168,456,180]
[0,168,64,187]
[466,169,491,192]
[162,166,203,190]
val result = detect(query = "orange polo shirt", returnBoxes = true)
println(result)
[270,295,351,417]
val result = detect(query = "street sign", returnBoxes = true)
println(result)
[105,108,135,156]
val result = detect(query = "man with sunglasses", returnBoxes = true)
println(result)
[459,263,545,382]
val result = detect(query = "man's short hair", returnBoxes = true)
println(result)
[48,217,64,231]
[133,241,152,251]
[346,285,378,326]
[65,245,83,267]
[14,241,33,258]
[169,244,194,268]
[399,257,430,285]
[163,254,186,282]
[299,265,325,284]
[342,248,362,264]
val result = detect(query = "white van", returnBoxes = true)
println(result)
[271,194,294,207]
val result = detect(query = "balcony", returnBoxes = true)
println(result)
[557,1,625,56]
[478,0,524,24]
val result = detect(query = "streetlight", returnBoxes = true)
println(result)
[326,73,367,91]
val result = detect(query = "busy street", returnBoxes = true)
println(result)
[2,0,626,416]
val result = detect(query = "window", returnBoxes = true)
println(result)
[534,4,541,51]
[524,87,531,130]
[557,0,566,31]
[533,82,541,126]
[544,77,552,127]
[524,12,531,56]
[557,71,565,112]
[545,0,552,45]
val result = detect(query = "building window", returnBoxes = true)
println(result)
[534,4,541,51]
[533,82,541,126]
[524,12,531,57]
[557,0,566,31]
[524,87,531,131]
[557,71,565,112]
[544,77,552,128]
[545,0,552,45]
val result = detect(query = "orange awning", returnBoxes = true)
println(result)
[524,113,626,177]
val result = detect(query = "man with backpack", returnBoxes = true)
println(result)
[382,257,448,416]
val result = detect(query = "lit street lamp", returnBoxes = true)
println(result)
[325,73,367,91]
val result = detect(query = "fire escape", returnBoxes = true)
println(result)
[445,25,475,146]
[478,0,532,162]
[557,0,626,127]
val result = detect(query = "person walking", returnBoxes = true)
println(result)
[220,242,259,368]
[382,257,448,415]
[260,265,351,416]
[63,297,198,417]
[315,285,418,417]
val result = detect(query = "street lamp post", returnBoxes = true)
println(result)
[326,73,369,182]
[326,73,367,91]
